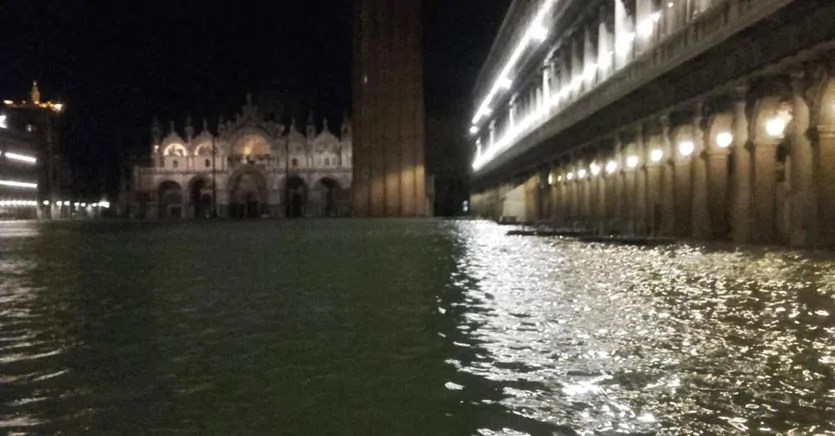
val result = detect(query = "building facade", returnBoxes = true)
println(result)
[469,0,835,248]
[352,0,429,217]
[125,95,352,219]
[0,82,70,219]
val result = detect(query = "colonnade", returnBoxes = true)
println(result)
[518,67,835,247]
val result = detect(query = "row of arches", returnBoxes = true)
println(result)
[155,173,346,219]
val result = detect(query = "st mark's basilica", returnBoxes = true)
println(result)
[125,95,352,219]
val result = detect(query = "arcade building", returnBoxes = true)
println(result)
[124,95,353,219]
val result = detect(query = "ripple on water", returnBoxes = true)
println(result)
[0,220,833,434]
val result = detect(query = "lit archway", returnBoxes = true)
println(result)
[229,170,268,218]
[188,176,214,218]
[158,181,183,218]
[312,177,342,217]
[285,176,308,218]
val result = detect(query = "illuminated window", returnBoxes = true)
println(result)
[0,115,6,129]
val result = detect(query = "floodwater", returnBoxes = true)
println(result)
[1,219,834,435]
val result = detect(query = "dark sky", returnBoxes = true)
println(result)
[0,1,508,199]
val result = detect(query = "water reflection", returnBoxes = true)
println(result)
[0,220,833,434]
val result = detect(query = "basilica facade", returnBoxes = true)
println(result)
[124,95,352,219]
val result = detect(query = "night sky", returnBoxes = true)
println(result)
[0,1,508,206]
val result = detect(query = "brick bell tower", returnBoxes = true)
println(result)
[352,0,428,217]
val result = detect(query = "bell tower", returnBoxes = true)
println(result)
[352,0,427,217]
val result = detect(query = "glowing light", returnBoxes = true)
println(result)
[548,173,554,185]
[0,114,6,129]
[2,100,12,105]
[627,155,640,169]
[577,169,587,179]
[63,201,69,206]
[469,126,479,135]
[679,141,695,157]
[616,33,635,54]
[0,180,37,189]
[668,1,674,8]
[100,201,111,209]
[598,52,613,71]
[4,152,37,164]
[42,200,49,206]
[652,11,662,23]
[73,202,80,207]
[471,0,557,125]
[716,132,733,148]
[557,175,563,182]
[531,25,549,42]
[590,162,601,176]
[81,203,87,207]
[651,148,664,163]
[638,20,655,38]
[766,116,788,138]
[0,200,38,207]
[499,77,513,90]
[584,63,598,81]
[567,172,575,181]
[605,160,618,174]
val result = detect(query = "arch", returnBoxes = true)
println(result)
[163,143,188,157]
[312,177,345,217]
[284,175,308,218]
[228,169,268,218]
[188,175,214,218]
[194,142,213,156]
[232,133,271,159]
[157,180,184,218]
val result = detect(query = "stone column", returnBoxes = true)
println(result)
[788,72,815,247]
[614,0,633,69]
[645,132,662,236]
[598,5,613,80]
[673,128,693,238]
[731,87,752,243]
[706,125,731,240]
[635,127,648,235]
[691,103,710,239]
[595,154,607,235]
[817,124,835,247]
[660,115,675,235]
[751,136,779,244]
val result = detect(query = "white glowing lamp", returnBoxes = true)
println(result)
[627,155,640,169]
[531,25,548,42]
[679,141,695,157]
[578,169,588,179]
[616,33,635,54]
[42,200,49,206]
[567,172,575,181]
[605,160,618,174]
[557,175,563,183]
[650,149,664,163]
[0,114,6,129]
[499,77,513,90]
[638,20,654,38]
[716,132,733,148]
[766,116,788,138]
[548,173,555,185]
[469,126,479,135]
[590,162,601,176]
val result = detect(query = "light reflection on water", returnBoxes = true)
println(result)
[0,219,833,434]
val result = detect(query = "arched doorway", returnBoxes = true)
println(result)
[312,178,341,217]
[229,170,268,218]
[158,181,183,218]
[285,176,307,218]
[189,177,214,218]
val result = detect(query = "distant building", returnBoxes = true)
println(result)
[0,82,71,219]
[352,0,429,217]
[124,95,352,219]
